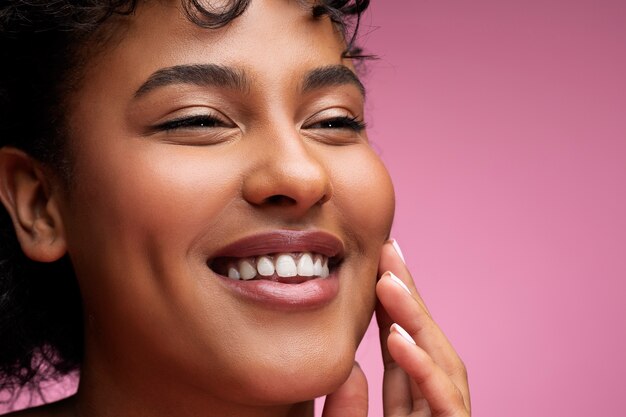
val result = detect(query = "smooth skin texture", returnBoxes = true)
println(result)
[321,242,470,417]
[0,1,470,416]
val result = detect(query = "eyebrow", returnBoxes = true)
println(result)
[133,63,365,98]
[302,65,366,98]
[134,64,249,98]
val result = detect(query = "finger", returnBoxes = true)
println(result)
[381,359,414,416]
[377,272,470,408]
[321,363,368,417]
[377,297,421,416]
[388,324,469,417]
[377,279,430,417]
[376,240,419,368]
[376,242,425,416]
[378,240,430,315]
[376,270,450,362]
[377,241,470,409]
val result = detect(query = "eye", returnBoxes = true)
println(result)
[301,111,368,145]
[304,115,366,132]
[146,111,239,146]
[152,114,234,132]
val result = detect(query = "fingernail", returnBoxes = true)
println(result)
[391,323,416,345]
[390,239,406,263]
[388,271,411,295]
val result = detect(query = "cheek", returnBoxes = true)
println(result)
[331,146,395,242]
[62,142,244,320]
[67,144,237,247]
[327,145,395,332]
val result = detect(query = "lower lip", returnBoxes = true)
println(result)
[215,271,340,310]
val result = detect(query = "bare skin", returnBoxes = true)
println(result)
[0,1,470,416]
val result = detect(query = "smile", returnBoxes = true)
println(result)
[207,230,343,282]
[210,252,331,281]
[206,230,345,309]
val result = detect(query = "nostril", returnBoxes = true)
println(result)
[265,194,296,206]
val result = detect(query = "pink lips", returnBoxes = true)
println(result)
[209,230,344,310]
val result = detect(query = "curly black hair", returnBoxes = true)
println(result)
[0,0,370,402]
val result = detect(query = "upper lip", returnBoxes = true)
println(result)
[209,230,345,260]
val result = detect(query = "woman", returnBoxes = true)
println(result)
[0,1,470,416]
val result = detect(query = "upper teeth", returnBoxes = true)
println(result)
[226,252,329,280]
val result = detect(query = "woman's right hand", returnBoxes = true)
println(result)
[322,240,471,417]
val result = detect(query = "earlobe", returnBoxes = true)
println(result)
[0,147,67,262]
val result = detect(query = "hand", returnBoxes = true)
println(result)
[322,240,471,417]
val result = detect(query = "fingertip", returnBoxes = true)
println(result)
[379,239,408,275]
[388,271,412,295]
[389,238,405,263]
[391,323,416,345]
[386,335,469,416]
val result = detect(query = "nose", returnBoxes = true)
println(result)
[242,130,333,217]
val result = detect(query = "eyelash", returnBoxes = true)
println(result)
[153,115,228,131]
[153,114,366,133]
[306,115,367,132]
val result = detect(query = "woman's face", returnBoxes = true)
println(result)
[60,0,394,407]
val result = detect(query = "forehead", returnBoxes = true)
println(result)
[83,0,350,96]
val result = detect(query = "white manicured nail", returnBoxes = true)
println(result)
[388,271,411,295]
[390,239,405,263]
[391,323,416,345]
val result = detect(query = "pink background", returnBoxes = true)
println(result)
[3,1,626,416]
[334,0,626,416]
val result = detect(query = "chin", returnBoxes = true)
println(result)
[228,336,359,405]
[249,359,355,405]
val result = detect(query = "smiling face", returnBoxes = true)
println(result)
[57,0,394,411]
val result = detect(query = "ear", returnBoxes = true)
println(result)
[0,147,67,262]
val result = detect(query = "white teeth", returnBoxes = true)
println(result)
[313,256,323,276]
[296,253,314,276]
[321,258,330,278]
[275,254,298,277]
[238,259,257,280]
[256,256,275,276]
[221,253,332,280]
[227,267,240,280]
